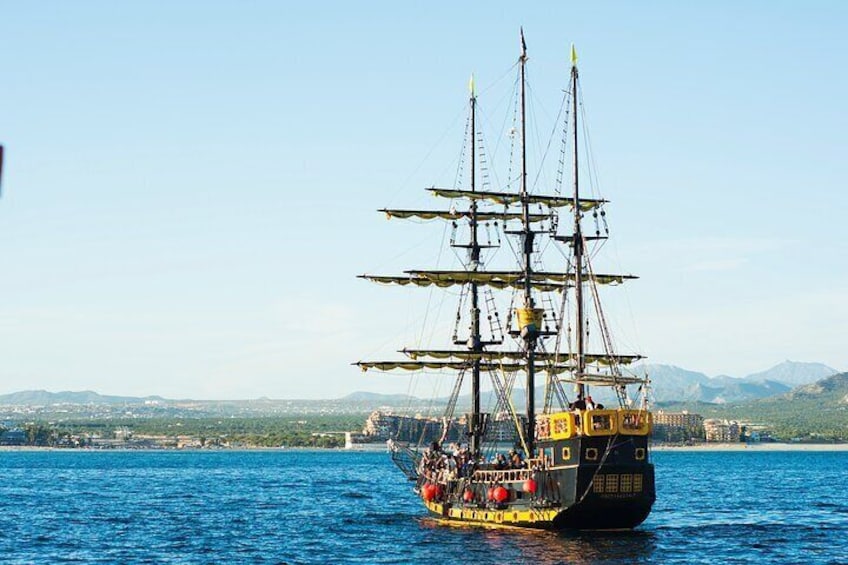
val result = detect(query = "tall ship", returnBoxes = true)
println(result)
[356,33,655,530]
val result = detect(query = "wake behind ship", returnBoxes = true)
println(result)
[355,32,655,531]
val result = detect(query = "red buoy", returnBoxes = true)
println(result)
[487,486,496,501]
[463,488,475,502]
[422,483,436,501]
[523,478,537,493]
[493,486,509,503]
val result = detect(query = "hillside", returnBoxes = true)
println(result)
[662,373,848,440]
[0,390,166,405]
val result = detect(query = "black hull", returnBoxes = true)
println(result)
[418,435,655,531]
[551,468,655,530]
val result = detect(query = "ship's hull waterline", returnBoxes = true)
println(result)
[417,433,655,531]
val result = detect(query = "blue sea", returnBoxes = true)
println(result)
[0,450,846,564]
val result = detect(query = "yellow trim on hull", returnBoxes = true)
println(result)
[424,500,560,528]
[432,517,547,531]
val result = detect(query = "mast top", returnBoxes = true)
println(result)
[520,28,527,61]
[469,73,476,98]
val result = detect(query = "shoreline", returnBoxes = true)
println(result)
[651,442,848,452]
[0,444,389,453]
[2,442,848,452]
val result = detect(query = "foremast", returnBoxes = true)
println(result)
[468,75,483,458]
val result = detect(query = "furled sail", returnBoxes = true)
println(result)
[354,360,646,383]
[379,209,550,222]
[427,187,605,211]
[400,349,643,365]
[359,270,636,291]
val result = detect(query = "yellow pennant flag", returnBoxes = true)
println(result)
[570,43,578,66]
[469,73,476,96]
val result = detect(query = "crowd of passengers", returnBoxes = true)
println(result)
[418,442,528,482]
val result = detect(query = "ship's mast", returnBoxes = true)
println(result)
[469,76,483,458]
[571,47,586,400]
[519,29,536,456]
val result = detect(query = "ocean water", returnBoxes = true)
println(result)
[0,450,846,564]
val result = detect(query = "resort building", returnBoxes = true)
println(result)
[652,411,705,443]
[703,419,741,442]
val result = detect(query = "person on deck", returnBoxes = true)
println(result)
[509,449,524,469]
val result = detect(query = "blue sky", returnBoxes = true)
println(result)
[0,1,846,399]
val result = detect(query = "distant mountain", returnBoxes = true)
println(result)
[703,379,790,404]
[0,388,434,416]
[784,372,848,405]
[637,364,709,402]
[0,390,165,405]
[639,364,800,404]
[1,360,840,410]
[742,361,838,388]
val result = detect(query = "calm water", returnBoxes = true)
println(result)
[0,450,846,564]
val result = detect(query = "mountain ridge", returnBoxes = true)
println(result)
[640,360,837,403]
[0,361,839,407]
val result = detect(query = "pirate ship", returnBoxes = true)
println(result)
[356,33,655,530]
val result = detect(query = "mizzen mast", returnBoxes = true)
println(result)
[518,28,536,456]
[570,45,586,402]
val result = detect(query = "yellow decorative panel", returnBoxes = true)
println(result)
[550,412,576,439]
[583,410,618,436]
[618,410,652,435]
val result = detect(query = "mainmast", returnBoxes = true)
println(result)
[570,45,586,401]
[519,29,536,456]
[468,75,483,458]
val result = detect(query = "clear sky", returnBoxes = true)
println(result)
[0,1,846,399]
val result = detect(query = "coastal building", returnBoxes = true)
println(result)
[703,419,741,442]
[362,410,394,439]
[0,429,26,446]
[652,411,705,443]
[362,410,463,443]
[486,411,525,443]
